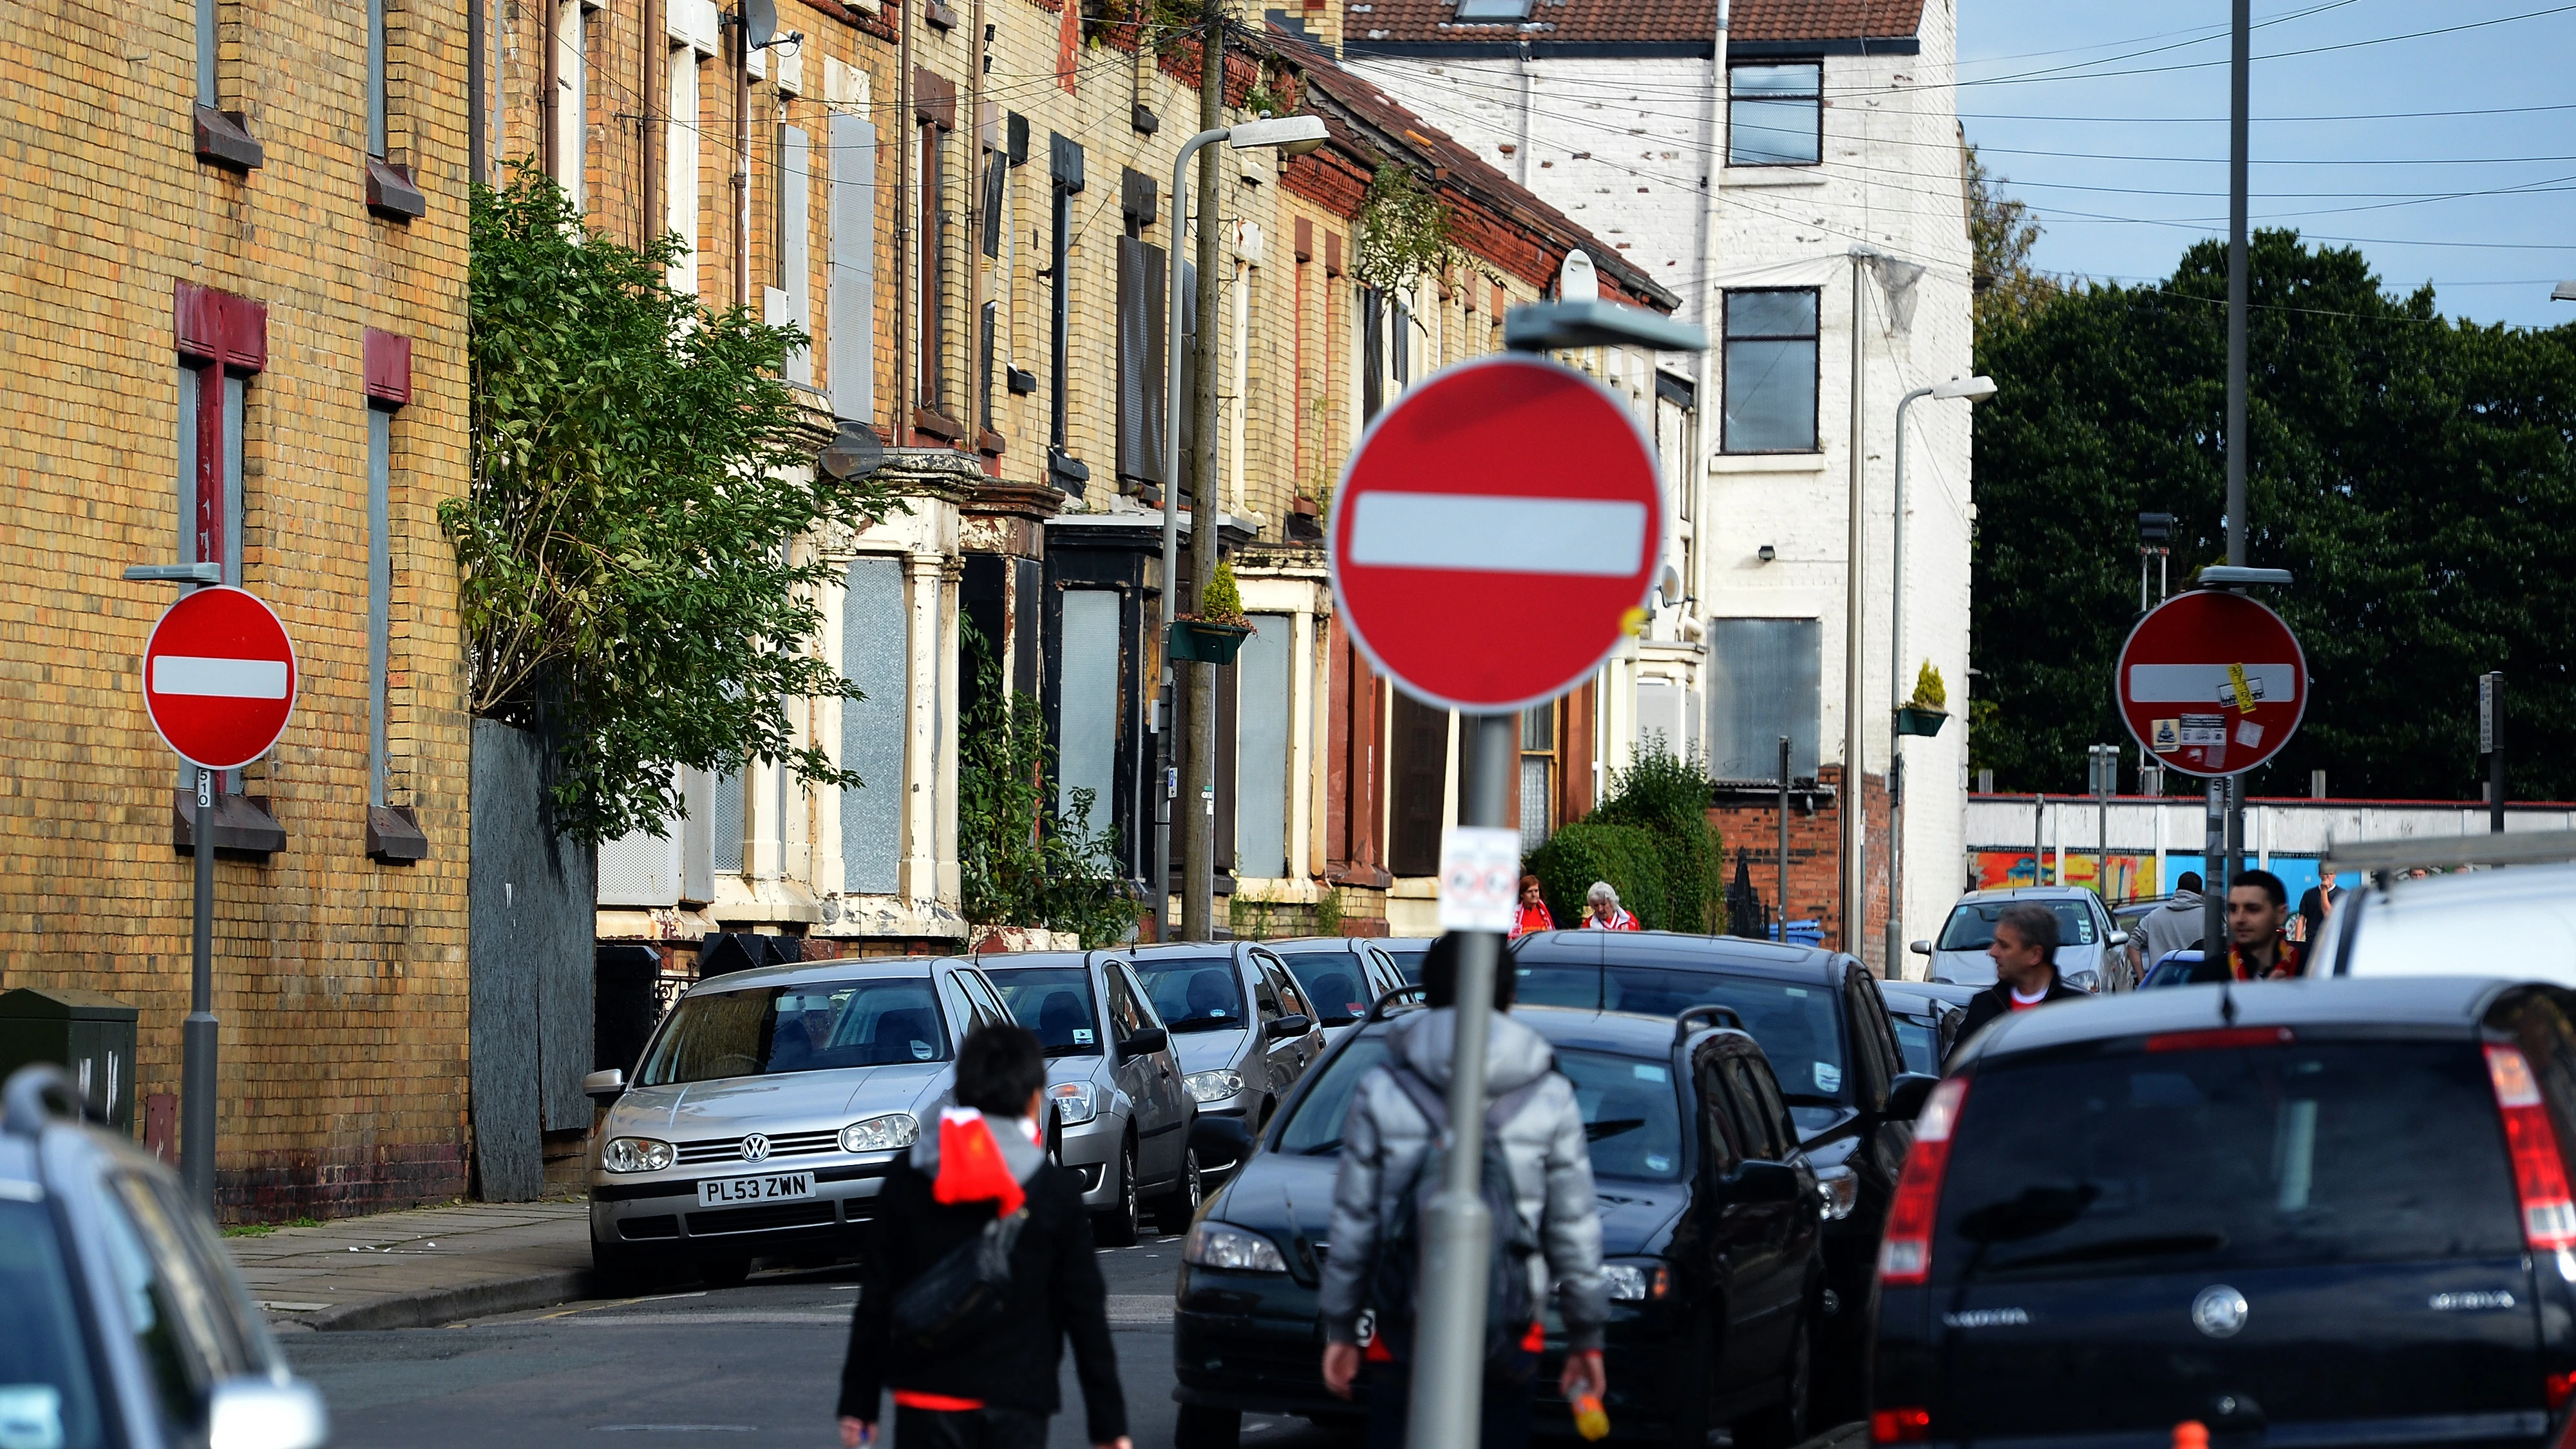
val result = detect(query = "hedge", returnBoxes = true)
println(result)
[1528,820,1670,932]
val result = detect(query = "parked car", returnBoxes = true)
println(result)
[1508,930,1935,1424]
[582,954,1018,1288]
[1377,936,1436,983]
[1129,942,1325,1135]
[1874,976,2576,1448]
[2138,948,2217,989]
[2108,895,2185,990]
[1172,999,1824,1448]
[1878,981,1974,1075]
[1,1063,330,1449]
[980,951,1200,1244]
[1262,937,1412,1046]
[1912,887,2125,992]
[2310,859,2576,983]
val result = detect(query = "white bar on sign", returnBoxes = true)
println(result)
[2125,662,2296,704]
[153,656,289,699]
[1349,492,1647,576]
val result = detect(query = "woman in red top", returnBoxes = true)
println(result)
[1582,882,1640,931]
[1510,875,1556,938]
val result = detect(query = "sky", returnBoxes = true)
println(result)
[1952,0,2576,328]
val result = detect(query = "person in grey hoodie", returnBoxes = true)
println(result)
[1316,933,1608,1449]
[2137,871,2207,971]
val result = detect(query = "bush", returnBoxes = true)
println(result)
[1591,742,1723,933]
[1528,821,1669,932]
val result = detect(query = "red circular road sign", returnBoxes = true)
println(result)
[142,586,299,772]
[2115,590,2306,779]
[1328,355,1665,714]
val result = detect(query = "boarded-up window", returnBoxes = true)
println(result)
[712,769,744,873]
[1635,679,1684,759]
[1116,236,1166,487]
[1235,614,1291,880]
[842,556,906,894]
[1057,590,1121,826]
[782,126,813,386]
[1387,691,1448,878]
[828,113,878,424]
[1707,618,1821,782]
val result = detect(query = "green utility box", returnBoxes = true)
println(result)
[0,987,139,1134]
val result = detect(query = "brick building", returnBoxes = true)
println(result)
[0,0,476,1215]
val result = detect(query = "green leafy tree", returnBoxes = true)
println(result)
[957,626,1139,947]
[446,162,894,842]
[1971,229,2576,799]
[1965,144,2061,339]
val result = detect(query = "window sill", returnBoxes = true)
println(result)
[1712,451,1826,474]
[976,428,1006,457]
[1719,167,1825,189]
[1048,448,1090,493]
[367,804,429,864]
[193,105,265,173]
[366,156,428,222]
[173,791,286,858]
[912,405,966,444]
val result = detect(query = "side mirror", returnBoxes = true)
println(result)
[1119,1027,1170,1058]
[1909,940,1933,956]
[1728,1160,1803,1203]
[209,1378,330,1449]
[1191,1113,1256,1172]
[582,1068,626,1103]
[1884,1072,1940,1122]
[1267,1014,1314,1040]
[2108,931,2131,947]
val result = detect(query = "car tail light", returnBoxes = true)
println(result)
[2486,1045,2576,1251]
[2548,1370,2576,1412]
[1879,1077,1970,1287]
[2145,1026,2294,1052]
[1871,1407,1931,1444]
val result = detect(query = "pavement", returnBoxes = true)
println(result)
[225,1198,596,1333]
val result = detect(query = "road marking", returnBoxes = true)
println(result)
[153,655,290,698]
[1347,493,1647,576]
[592,1426,759,1434]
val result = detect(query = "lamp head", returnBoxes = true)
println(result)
[1228,115,1330,156]
[2554,281,2576,303]
[1931,375,1998,402]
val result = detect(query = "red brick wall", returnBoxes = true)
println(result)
[1709,766,1892,971]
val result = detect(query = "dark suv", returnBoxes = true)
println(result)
[1874,977,2576,1449]
[1172,1000,1824,1448]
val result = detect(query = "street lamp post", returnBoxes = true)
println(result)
[1885,375,1994,979]
[1152,114,1327,944]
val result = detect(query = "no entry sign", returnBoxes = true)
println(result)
[2116,589,2306,778]
[1328,355,1665,714]
[143,586,298,772]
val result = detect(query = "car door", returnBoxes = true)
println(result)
[1103,959,1186,1181]
[1716,1043,1808,1387]
[1689,1039,1770,1393]
[1255,950,1320,1083]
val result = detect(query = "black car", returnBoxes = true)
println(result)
[1173,1001,1825,1448]
[1509,931,1937,1422]
[1874,976,2576,1449]
[1879,982,1974,1075]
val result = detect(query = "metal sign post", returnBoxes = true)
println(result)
[185,764,217,1205]
[2482,672,2505,834]
[2202,779,2226,966]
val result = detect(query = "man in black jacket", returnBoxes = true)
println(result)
[839,1024,1130,1449]
[1950,903,2086,1061]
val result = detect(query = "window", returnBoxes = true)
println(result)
[1519,703,1556,854]
[1721,289,1819,452]
[366,0,388,157]
[1728,62,1822,167]
[1132,955,1248,1031]
[781,125,813,386]
[841,556,905,894]
[639,978,952,1083]
[916,69,958,431]
[828,111,878,423]
[1454,0,1534,17]
[196,0,216,108]
[1707,618,1821,782]
[992,965,1103,1054]
[1235,613,1291,879]
[1115,235,1167,488]
[175,283,263,791]
[1360,287,1385,421]
[1104,968,1150,1041]
[1047,133,1087,489]
[667,41,703,295]
[362,328,411,818]
[549,0,587,207]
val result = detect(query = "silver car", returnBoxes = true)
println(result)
[1910,886,2127,992]
[980,951,1198,1245]
[582,954,1016,1288]
[1128,942,1324,1137]
[1264,936,1413,1048]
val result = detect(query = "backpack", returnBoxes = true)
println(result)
[1364,1062,1551,1367]
[887,1207,1027,1354]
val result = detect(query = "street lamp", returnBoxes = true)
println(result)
[1886,374,1995,978]
[1153,113,1329,944]
[2555,281,2576,303]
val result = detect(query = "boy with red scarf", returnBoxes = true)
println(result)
[840,1024,1130,1449]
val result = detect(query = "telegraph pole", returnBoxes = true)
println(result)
[1179,0,1225,940]
[2221,0,2251,920]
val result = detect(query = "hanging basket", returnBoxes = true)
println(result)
[1168,619,1254,665]
[1894,705,1951,738]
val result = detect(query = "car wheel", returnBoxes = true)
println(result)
[1155,1148,1205,1235]
[1671,1308,1723,1449]
[696,1253,752,1289]
[1734,1309,1812,1449]
[590,1238,653,1297]
[1096,1141,1141,1247]
[1175,1404,1241,1449]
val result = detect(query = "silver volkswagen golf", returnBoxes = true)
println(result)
[583,954,1014,1288]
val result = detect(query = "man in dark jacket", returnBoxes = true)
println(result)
[839,1024,1129,1449]
[1951,902,2086,1059]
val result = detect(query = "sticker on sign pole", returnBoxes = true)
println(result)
[1437,827,1522,933]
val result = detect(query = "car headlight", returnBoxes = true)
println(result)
[603,1137,674,1173]
[1602,1260,1671,1302]
[840,1113,921,1154]
[1184,1069,1244,1104]
[1815,1163,1859,1221]
[1047,1082,1100,1127]
[1184,1220,1287,1273]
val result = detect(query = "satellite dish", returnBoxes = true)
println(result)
[745,0,779,50]
[1557,250,1599,304]
[819,422,884,481]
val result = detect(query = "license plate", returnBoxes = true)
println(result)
[696,1171,815,1207]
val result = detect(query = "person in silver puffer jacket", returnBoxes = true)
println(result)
[1317,934,1608,1449]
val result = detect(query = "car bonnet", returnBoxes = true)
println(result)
[1173,1027,1251,1074]
[614,1061,954,1136]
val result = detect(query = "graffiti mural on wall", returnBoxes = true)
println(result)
[1969,851,2329,908]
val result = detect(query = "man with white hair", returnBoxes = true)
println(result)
[1580,882,1638,932]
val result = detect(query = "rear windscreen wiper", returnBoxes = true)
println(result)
[1991,1231,2228,1273]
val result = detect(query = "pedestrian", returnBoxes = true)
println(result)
[1952,902,2085,1059]
[1580,882,1639,931]
[839,1023,1130,1449]
[2225,869,2302,980]
[2137,869,2204,969]
[1510,876,1555,939]
[1318,933,1609,1449]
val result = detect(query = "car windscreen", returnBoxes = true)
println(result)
[638,977,949,1084]
[1938,900,2099,952]
[1134,956,1247,1032]
[1276,951,1373,1026]
[1935,1040,2519,1282]
[1517,961,1850,1126]
[0,1198,108,1449]
[987,967,1104,1056]
[1383,948,1428,984]
[1278,1032,1683,1180]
